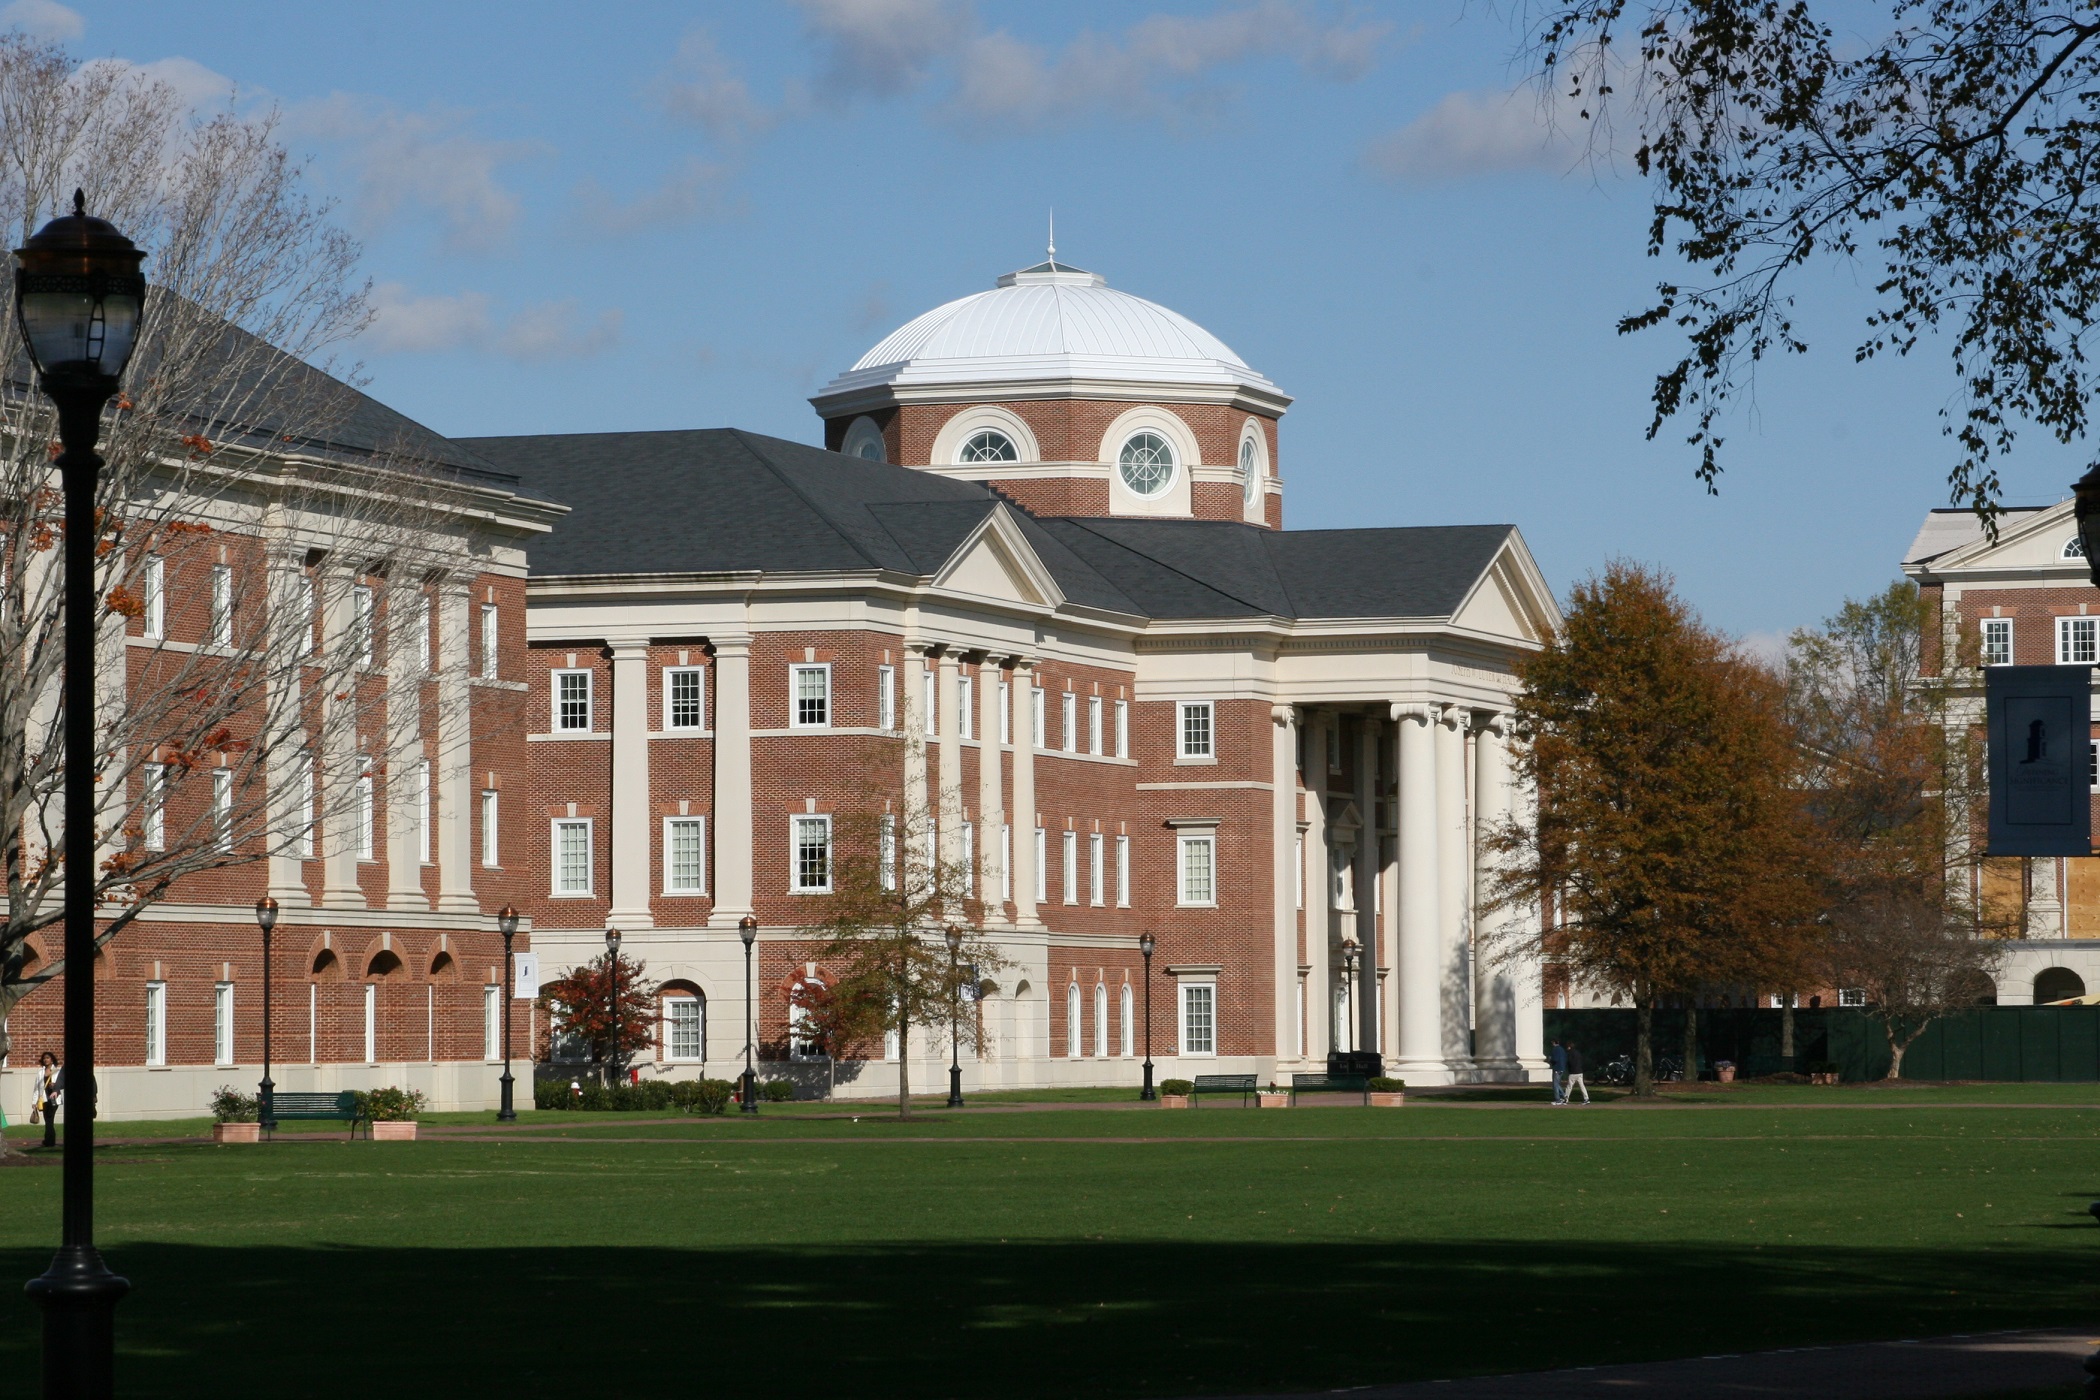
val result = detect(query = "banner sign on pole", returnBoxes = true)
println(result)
[513,952,540,1001]
[1986,664,2093,856]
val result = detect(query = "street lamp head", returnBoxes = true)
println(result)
[253,895,277,934]
[604,928,621,956]
[738,914,758,948]
[1139,932,1155,959]
[497,904,519,939]
[944,922,962,955]
[2075,464,2100,587]
[13,190,145,388]
[1342,937,1360,971]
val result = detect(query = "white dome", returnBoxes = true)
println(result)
[812,262,1287,412]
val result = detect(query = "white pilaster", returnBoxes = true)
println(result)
[1271,704,1299,1063]
[609,643,653,929]
[901,647,931,885]
[384,583,428,912]
[1436,705,1470,1066]
[1009,656,1039,929]
[1303,711,1331,1058]
[937,650,964,891]
[1471,715,1519,1072]
[1511,766,1547,1075]
[264,544,309,904]
[978,656,1005,921]
[708,634,754,927]
[319,561,364,909]
[433,579,476,913]
[1392,703,1442,1077]
[1353,710,1382,1054]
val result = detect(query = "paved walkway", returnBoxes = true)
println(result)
[1199,1329,2092,1398]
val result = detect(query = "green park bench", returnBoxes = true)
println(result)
[265,1090,365,1139]
[1190,1074,1257,1107]
[1289,1073,1368,1106]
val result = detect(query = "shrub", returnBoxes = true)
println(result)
[683,1078,736,1115]
[761,1078,795,1102]
[209,1086,258,1123]
[1158,1078,1194,1097]
[355,1087,428,1122]
[1367,1077,1405,1092]
[535,1077,739,1113]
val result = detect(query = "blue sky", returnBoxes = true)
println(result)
[25,0,2092,647]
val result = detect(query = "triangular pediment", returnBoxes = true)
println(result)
[931,504,1065,611]
[1927,500,2085,574]
[1450,531,1559,644]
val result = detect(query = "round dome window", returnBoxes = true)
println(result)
[959,430,1018,464]
[1239,437,1259,508]
[1119,432,1176,497]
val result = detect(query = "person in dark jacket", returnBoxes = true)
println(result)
[1563,1043,1589,1104]
[1548,1037,1568,1104]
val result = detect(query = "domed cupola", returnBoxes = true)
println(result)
[812,256,1290,528]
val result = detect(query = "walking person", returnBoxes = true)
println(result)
[1563,1042,1590,1105]
[1548,1036,1568,1104]
[33,1051,60,1148]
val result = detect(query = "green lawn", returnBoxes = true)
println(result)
[4,1091,2099,1398]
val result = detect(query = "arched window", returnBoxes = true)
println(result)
[366,949,403,980]
[1239,437,1259,508]
[663,983,705,1062]
[788,977,824,1061]
[1117,432,1176,497]
[1067,982,1082,1056]
[1119,983,1134,1056]
[2067,536,2088,560]
[1094,983,1109,1058]
[2035,967,2086,1003]
[959,430,1017,464]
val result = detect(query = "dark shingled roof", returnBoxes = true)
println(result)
[463,427,1511,621]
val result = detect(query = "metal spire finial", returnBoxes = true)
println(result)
[1048,208,1055,262]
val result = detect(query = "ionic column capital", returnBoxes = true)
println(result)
[1437,703,1468,732]
[1390,703,1435,726]
[1270,703,1299,727]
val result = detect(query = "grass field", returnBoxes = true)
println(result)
[3,1084,2098,1398]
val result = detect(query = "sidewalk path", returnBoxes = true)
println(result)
[1196,1328,2091,1398]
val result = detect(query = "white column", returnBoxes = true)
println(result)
[1303,711,1331,1059]
[319,561,364,909]
[1392,703,1442,1077]
[1353,710,1381,1054]
[1010,656,1039,928]
[2028,857,2066,939]
[708,634,754,927]
[901,647,932,886]
[978,656,1005,921]
[937,650,964,889]
[1436,704,1470,1066]
[1271,704,1299,1063]
[264,544,309,905]
[384,583,427,912]
[434,579,475,912]
[1511,762,1547,1076]
[1471,715,1518,1072]
[608,643,653,929]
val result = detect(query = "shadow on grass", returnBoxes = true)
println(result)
[1,1239,2089,1399]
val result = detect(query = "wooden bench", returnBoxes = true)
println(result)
[265,1090,364,1139]
[1189,1074,1258,1107]
[1289,1073,1368,1106]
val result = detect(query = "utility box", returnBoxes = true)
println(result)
[1986,664,2093,856]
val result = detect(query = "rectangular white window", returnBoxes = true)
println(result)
[791,664,831,728]
[1179,833,1217,906]
[880,813,897,891]
[1120,983,1134,1056]
[962,821,977,898]
[480,602,499,678]
[1088,696,1103,755]
[665,816,707,894]
[363,983,377,1063]
[484,984,501,1060]
[1062,692,1077,752]
[792,815,832,892]
[357,760,375,861]
[296,574,315,657]
[353,584,375,667]
[1114,700,1128,758]
[214,982,234,1065]
[209,564,233,647]
[2060,616,2097,665]
[998,681,1011,744]
[141,763,167,851]
[960,676,974,739]
[553,818,593,895]
[1095,983,1109,1058]
[414,592,432,671]
[1838,987,1867,1007]
[1179,981,1216,1057]
[1035,828,1048,902]
[481,789,499,867]
[877,665,896,730]
[924,670,937,735]
[1089,832,1104,905]
[211,768,233,852]
[1062,830,1078,904]
[1981,617,2012,667]
[665,667,705,730]
[1295,834,1305,910]
[1068,983,1082,1057]
[416,759,432,864]
[554,669,592,731]
[142,555,165,639]
[666,997,703,1061]
[1116,835,1131,907]
[294,760,315,859]
[145,981,166,1066]
[1179,701,1214,759]
[1001,823,1013,902]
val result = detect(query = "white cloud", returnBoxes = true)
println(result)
[579,157,737,230]
[1737,629,1793,668]
[287,95,542,251]
[792,0,972,99]
[1363,85,1585,182]
[659,29,778,140]
[364,282,621,362]
[0,0,82,41]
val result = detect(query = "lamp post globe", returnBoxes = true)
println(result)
[19,190,146,1398]
[496,906,519,1122]
[738,916,759,1113]
[1138,932,1157,1101]
[944,923,965,1109]
[604,929,623,1087]
[254,897,278,1133]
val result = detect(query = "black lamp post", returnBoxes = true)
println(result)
[255,897,278,1133]
[738,915,759,1113]
[1138,932,1157,1101]
[604,928,622,1087]
[1341,938,1361,1057]
[19,189,146,1398]
[944,923,964,1108]
[496,905,519,1122]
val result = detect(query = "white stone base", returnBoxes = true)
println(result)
[0,1060,531,1124]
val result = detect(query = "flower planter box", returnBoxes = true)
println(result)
[1715,1067,1736,1083]
[211,1122,260,1143]
[1256,1092,1290,1109]
[1158,1095,1190,1109]
[1367,1091,1406,1108]
[1809,1072,1839,1086]
[370,1121,419,1141]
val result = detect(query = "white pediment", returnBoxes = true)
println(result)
[1450,532,1559,645]
[1927,500,2085,574]
[931,505,1065,611]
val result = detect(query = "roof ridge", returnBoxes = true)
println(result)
[1057,517,1282,616]
[723,428,891,571]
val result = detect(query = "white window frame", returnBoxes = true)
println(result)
[1981,617,2013,667]
[1178,701,1215,759]
[924,670,937,736]
[480,789,499,868]
[296,761,316,859]
[665,995,704,1061]
[363,982,377,1063]
[998,681,1011,744]
[553,669,593,731]
[1838,987,1867,1007]
[212,767,233,853]
[209,563,233,648]
[142,555,165,640]
[962,821,977,898]
[790,663,832,729]
[1120,983,1134,1056]
[1116,835,1131,907]
[484,984,501,1060]
[416,759,432,864]
[880,813,898,891]
[296,574,316,658]
[1179,832,1217,907]
[141,762,167,851]
[413,591,432,672]
[1114,699,1128,758]
[479,602,499,678]
[1035,828,1048,902]
[2059,616,2097,665]
[791,814,833,893]
[1061,692,1077,752]
[664,666,706,731]
[960,675,974,739]
[1089,832,1105,906]
[877,665,896,731]
[1179,979,1216,1057]
[357,759,375,861]
[1001,823,1013,902]
[145,980,167,1066]
[664,815,707,894]
[552,818,594,896]
[214,980,235,1065]
[1094,982,1109,1058]
[352,584,375,668]
[1295,834,1305,910]
[1088,696,1103,755]
[1067,982,1082,1057]
[1062,829,1079,904]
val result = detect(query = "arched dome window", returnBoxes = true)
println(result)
[2065,536,2086,560]
[1239,437,1259,509]
[1118,432,1176,498]
[856,439,883,461]
[959,430,1018,464]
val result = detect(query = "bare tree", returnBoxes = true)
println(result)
[1819,888,2006,1079]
